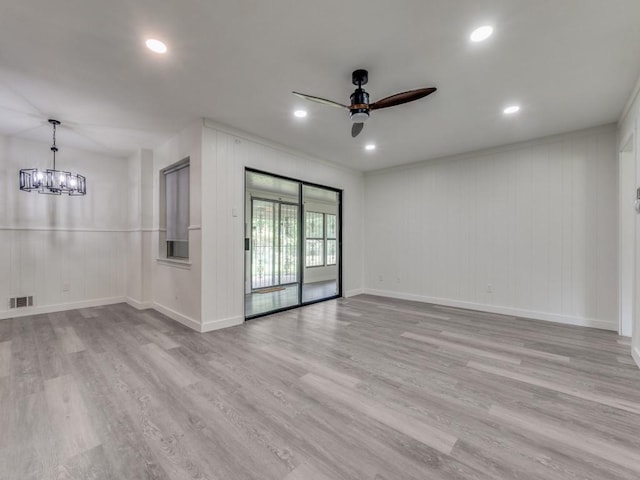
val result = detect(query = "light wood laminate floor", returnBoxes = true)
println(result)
[1,295,639,479]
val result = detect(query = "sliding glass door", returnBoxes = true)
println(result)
[302,185,339,303]
[251,199,298,289]
[245,170,342,318]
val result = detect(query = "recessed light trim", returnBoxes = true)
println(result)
[365,144,376,151]
[503,105,521,115]
[145,38,168,54]
[470,25,493,42]
[294,110,307,118]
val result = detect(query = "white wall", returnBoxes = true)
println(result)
[618,76,640,367]
[364,125,618,330]
[619,146,635,337]
[201,119,365,332]
[149,121,202,330]
[125,148,153,308]
[0,134,129,318]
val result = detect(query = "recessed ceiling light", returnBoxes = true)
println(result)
[503,105,520,115]
[145,38,167,54]
[294,110,307,118]
[365,144,376,151]
[470,25,493,42]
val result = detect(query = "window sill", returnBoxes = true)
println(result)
[156,257,192,269]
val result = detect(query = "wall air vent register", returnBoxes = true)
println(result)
[9,296,34,309]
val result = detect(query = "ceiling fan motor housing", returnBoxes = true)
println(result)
[350,88,370,123]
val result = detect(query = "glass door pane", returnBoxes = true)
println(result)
[245,171,301,317]
[279,203,299,285]
[251,199,277,289]
[302,185,340,303]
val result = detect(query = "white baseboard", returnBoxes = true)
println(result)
[0,296,126,320]
[152,303,244,333]
[201,315,244,333]
[633,346,640,369]
[126,297,153,310]
[363,288,618,331]
[344,288,364,298]
[150,302,244,333]
[0,295,245,334]
[152,302,201,332]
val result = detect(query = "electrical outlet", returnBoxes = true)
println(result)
[486,284,492,293]
[62,282,70,292]
[378,275,383,282]
[395,276,400,284]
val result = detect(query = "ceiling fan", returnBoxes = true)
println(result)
[293,69,436,138]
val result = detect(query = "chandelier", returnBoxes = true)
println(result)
[19,119,86,196]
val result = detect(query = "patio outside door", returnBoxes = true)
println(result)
[245,170,342,318]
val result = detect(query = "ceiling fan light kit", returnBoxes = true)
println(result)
[19,119,87,196]
[292,68,436,138]
[349,69,370,124]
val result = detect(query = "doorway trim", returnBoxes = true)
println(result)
[244,168,343,320]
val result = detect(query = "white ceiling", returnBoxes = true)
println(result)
[1,1,639,171]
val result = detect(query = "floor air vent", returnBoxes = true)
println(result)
[9,296,33,309]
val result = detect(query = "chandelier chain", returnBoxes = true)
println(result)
[51,121,57,170]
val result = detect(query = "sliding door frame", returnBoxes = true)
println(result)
[245,167,343,320]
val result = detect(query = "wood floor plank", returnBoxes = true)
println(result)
[33,317,71,380]
[401,331,522,365]
[136,323,181,350]
[2,298,640,479]
[489,404,640,475]
[284,462,337,480]
[0,318,12,342]
[468,360,640,415]
[44,374,101,460]
[10,317,44,398]
[0,376,10,450]
[93,350,223,480]
[139,343,199,388]
[54,445,117,480]
[55,325,86,354]
[260,344,362,387]
[0,340,10,377]
[617,355,636,365]
[66,350,172,480]
[439,330,571,363]
[300,372,459,455]
[1,390,61,480]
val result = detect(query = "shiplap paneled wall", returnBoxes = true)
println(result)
[200,120,365,332]
[618,77,640,366]
[125,148,154,308]
[0,134,129,319]
[149,121,203,330]
[364,125,618,330]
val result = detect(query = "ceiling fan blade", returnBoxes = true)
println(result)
[370,87,437,110]
[292,92,348,109]
[351,122,364,138]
